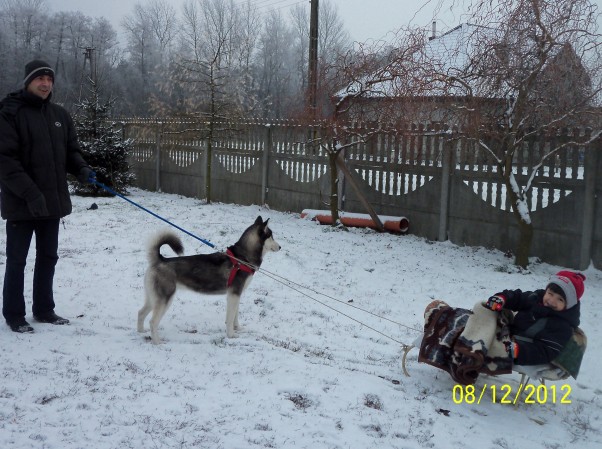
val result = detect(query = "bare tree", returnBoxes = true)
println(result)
[330,1,601,265]
[230,0,261,113]
[332,28,436,123]
[154,0,254,202]
[1,0,46,52]
[47,14,120,105]
[156,0,255,114]
[0,0,48,85]
[122,8,151,74]
[289,4,309,95]
[446,0,602,267]
[256,10,296,117]
[314,27,441,226]
[144,0,178,63]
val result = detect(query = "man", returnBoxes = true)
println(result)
[0,59,95,333]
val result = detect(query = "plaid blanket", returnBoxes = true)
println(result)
[418,300,513,385]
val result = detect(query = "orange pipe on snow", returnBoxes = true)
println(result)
[301,210,409,234]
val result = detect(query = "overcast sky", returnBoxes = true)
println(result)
[46,0,601,43]
[41,0,489,43]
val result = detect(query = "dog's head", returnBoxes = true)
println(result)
[254,216,281,254]
[234,216,281,261]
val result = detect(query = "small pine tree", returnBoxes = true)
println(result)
[72,90,135,196]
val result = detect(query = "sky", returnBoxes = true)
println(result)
[1,188,601,448]
[46,0,468,43]
[46,0,602,44]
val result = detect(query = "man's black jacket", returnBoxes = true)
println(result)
[0,89,89,220]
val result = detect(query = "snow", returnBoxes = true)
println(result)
[1,188,601,449]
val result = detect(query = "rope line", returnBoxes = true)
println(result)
[254,266,423,334]
[91,180,420,344]
[257,268,414,346]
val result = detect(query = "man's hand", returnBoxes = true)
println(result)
[27,194,49,217]
[78,167,96,184]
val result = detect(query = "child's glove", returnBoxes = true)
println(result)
[504,340,519,360]
[483,294,506,311]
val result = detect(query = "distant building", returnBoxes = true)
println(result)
[334,23,593,128]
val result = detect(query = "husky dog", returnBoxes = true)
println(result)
[138,216,280,344]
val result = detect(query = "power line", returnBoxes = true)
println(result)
[254,0,303,10]
[234,0,306,12]
[234,0,294,6]
[271,0,306,12]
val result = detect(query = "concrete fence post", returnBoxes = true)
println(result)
[201,138,209,200]
[336,126,345,211]
[155,122,162,192]
[261,125,272,205]
[438,137,453,242]
[579,141,599,269]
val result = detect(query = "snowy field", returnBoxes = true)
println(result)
[0,188,601,449]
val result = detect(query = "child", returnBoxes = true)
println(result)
[483,270,585,366]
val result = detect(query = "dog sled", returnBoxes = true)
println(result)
[401,300,587,389]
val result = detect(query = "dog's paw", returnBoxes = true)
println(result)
[226,331,239,338]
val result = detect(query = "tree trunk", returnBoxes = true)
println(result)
[503,174,534,268]
[206,135,212,204]
[515,219,534,269]
[206,64,217,204]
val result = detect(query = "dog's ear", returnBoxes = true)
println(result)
[264,218,270,226]
[255,215,263,225]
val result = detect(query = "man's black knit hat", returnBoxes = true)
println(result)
[23,59,55,87]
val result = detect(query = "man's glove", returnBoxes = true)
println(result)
[483,294,506,311]
[27,194,49,218]
[77,167,96,184]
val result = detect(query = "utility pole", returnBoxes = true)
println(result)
[307,0,319,118]
[83,47,97,86]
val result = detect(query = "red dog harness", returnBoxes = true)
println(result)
[226,249,255,287]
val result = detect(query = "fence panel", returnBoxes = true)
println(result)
[122,119,600,269]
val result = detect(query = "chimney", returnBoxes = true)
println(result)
[430,21,436,40]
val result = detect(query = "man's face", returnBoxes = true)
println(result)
[26,75,53,100]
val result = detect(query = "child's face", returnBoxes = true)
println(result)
[543,288,567,311]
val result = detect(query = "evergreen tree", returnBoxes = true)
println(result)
[72,89,135,196]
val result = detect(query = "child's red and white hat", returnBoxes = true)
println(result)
[548,271,586,309]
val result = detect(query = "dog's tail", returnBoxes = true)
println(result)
[147,231,184,264]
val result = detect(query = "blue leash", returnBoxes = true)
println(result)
[90,179,217,249]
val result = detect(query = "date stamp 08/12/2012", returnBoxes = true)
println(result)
[452,383,572,405]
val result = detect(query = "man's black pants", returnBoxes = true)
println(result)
[2,219,60,321]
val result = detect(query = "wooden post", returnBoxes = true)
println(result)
[335,152,384,232]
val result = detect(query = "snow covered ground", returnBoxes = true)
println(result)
[1,188,601,449]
